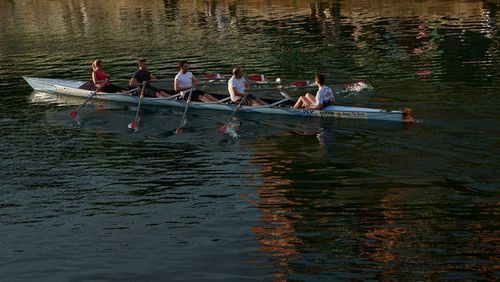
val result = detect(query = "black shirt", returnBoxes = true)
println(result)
[132,69,151,83]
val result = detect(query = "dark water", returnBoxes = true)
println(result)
[1,1,499,281]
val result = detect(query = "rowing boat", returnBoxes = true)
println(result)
[23,76,414,122]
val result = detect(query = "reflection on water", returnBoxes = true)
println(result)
[249,130,499,280]
[1,0,498,84]
[1,0,499,281]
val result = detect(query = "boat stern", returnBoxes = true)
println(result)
[23,76,87,92]
[403,107,415,123]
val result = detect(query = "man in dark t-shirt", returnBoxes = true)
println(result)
[129,59,169,98]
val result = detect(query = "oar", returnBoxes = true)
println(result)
[128,83,146,132]
[218,95,247,138]
[69,79,107,125]
[175,88,194,134]
[204,73,269,83]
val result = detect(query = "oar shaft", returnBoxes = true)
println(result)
[72,80,107,112]
[228,95,247,119]
[133,84,146,122]
[177,88,193,130]
[74,91,98,112]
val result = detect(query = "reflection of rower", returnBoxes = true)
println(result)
[174,60,218,102]
[129,59,170,98]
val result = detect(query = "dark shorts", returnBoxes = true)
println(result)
[321,99,335,109]
[99,84,124,93]
[181,89,205,101]
[130,84,160,98]
[145,85,162,97]
[237,93,257,105]
[246,93,257,100]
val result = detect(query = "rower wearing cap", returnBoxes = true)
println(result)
[174,60,218,102]
[293,73,335,109]
[228,67,267,107]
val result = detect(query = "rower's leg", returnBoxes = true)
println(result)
[255,98,268,106]
[157,90,170,98]
[250,99,264,107]
[293,96,306,108]
[305,93,316,104]
[200,94,219,102]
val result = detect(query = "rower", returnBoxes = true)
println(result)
[91,59,124,93]
[228,67,267,107]
[174,60,218,102]
[129,59,169,98]
[293,73,335,109]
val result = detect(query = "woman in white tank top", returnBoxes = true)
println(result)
[293,73,335,109]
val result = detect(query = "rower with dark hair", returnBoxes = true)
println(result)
[174,60,218,102]
[228,67,267,107]
[129,59,169,98]
[293,73,335,109]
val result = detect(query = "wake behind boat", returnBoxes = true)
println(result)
[23,76,414,123]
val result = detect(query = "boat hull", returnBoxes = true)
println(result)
[24,77,409,122]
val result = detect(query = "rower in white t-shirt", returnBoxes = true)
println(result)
[174,60,218,102]
[293,73,335,109]
[315,84,334,107]
[227,67,267,107]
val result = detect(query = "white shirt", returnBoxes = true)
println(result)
[315,85,334,105]
[174,71,193,90]
[228,76,247,102]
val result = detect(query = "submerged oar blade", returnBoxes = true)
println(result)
[218,124,228,133]
[69,111,83,126]
[218,123,239,139]
[128,120,139,131]
[174,118,189,134]
[69,111,79,120]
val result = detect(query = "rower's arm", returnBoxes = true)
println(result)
[192,76,201,86]
[315,93,321,106]
[310,93,321,109]
[129,78,145,88]
[231,86,247,97]
[150,74,158,82]
[92,72,98,84]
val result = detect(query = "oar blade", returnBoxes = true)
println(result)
[69,111,79,120]
[69,111,83,126]
[218,123,239,139]
[128,120,139,131]
[175,119,189,134]
[218,124,228,133]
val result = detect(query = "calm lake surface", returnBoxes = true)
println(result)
[1,0,499,281]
